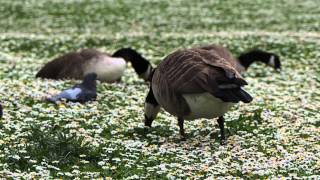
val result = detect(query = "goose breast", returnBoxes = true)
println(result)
[83,55,126,82]
[182,93,235,120]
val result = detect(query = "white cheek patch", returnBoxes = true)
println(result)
[268,55,275,67]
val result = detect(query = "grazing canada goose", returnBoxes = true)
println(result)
[200,45,281,73]
[36,48,152,82]
[47,73,97,103]
[238,49,281,71]
[144,44,255,144]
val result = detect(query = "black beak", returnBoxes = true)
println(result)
[144,114,153,127]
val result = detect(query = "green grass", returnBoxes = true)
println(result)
[1,0,320,34]
[0,0,320,179]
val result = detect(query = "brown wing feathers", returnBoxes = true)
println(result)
[158,47,252,103]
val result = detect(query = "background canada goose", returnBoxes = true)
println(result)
[199,45,281,73]
[36,48,152,83]
[238,49,281,70]
[144,45,254,144]
[47,73,97,103]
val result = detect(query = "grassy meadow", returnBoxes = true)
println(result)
[0,0,319,179]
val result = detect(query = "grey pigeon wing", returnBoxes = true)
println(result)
[48,88,82,102]
[63,88,82,100]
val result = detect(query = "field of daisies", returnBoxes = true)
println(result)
[0,0,319,179]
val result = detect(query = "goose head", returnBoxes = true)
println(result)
[267,53,281,71]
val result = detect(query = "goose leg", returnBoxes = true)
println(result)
[178,117,186,140]
[217,116,226,145]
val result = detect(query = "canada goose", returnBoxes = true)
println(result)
[144,45,255,144]
[47,73,97,103]
[238,49,281,71]
[200,45,281,73]
[36,48,152,82]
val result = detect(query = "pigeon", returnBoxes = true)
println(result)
[47,73,97,103]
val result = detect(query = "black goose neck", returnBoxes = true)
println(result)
[146,85,158,106]
[112,48,150,75]
[237,49,272,69]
